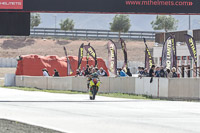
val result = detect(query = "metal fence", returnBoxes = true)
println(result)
[30,28,156,40]
[0,58,17,68]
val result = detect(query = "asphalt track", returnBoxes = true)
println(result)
[0,88,200,133]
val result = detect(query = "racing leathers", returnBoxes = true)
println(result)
[88,72,100,98]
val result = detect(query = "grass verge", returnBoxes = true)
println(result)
[1,86,159,100]
[99,93,157,100]
[1,86,87,94]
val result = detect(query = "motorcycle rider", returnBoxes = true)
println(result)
[90,67,99,78]
[88,67,100,100]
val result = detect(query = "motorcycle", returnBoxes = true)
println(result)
[89,78,100,100]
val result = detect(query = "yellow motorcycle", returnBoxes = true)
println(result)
[89,78,100,100]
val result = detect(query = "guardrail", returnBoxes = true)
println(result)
[30,28,156,40]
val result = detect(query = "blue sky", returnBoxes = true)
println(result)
[38,13,200,31]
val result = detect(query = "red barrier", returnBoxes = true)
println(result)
[16,55,109,76]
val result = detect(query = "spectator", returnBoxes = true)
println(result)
[143,68,149,77]
[79,68,84,76]
[149,65,155,77]
[117,68,128,77]
[159,66,165,77]
[172,67,178,78]
[97,68,101,75]
[81,67,85,76]
[137,67,141,74]
[84,64,90,76]
[138,67,144,75]
[166,69,173,78]
[98,67,108,76]
[126,68,132,77]
[90,65,94,70]
[149,65,155,83]
[91,68,95,73]
[88,68,92,75]
[95,67,99,73]
[53,69,59,77]
[75,69,80,77]
[155,67,160,77]
[141,67,145,75]
[42,68,49,76]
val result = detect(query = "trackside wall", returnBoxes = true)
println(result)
[15,76,200,100]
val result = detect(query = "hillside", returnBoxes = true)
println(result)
[0,38,154,62]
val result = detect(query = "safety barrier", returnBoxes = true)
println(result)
[15,76,200,100]
[30,28,156,40]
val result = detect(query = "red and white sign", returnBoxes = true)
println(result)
[0,0,23,9]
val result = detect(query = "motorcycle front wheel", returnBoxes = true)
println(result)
[92,86,97,100]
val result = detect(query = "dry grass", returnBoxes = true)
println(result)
[0,38,155,62]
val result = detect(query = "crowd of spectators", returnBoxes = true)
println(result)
[42,65,178,79]
[75,64,108,77]
[138,65,178,78]
[76,65,133,77]
[42,68,60,77]
[42,64,134,77]
[117,68,132,77]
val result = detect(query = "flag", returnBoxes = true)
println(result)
[63,46,73,76]
[86,43,90,65]
[185,34,198,75]
[84,45,97,67]
[77,43,84,69]
[144,38,154,70]
[161,35,175,70]
[171,34,177,68]
[120,38,128,72]
[107,39,117,75]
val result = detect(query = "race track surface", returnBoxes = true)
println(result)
[0,88,200,133]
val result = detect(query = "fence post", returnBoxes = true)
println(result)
[152,32,154,39]
[75,29,77,38]
[86,29,88,39]
[54,28,56,36]
[44,28,46,36]
[65,30,67,38]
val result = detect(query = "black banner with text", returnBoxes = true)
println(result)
[0,0,200,14]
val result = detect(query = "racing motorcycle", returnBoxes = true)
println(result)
[89,78,100,100]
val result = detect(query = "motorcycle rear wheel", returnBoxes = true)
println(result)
[92,86,97,100]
